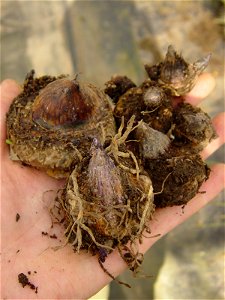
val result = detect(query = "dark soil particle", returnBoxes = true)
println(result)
[50,233,57,239]
[18,273,29,288]
[41,231,57,239]
[16,213,20,222]
[41,231,48,236]
[18,273,38,293]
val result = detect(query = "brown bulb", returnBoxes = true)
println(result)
[6,71,116,178]
[145,45,211,96]
[159,45,211,95]
[143,86,164,108]
[135,122,170,159]
[173,103,217,151]
[32,78,94,128]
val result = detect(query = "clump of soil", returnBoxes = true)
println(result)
[6,45,216,280]
[16,213,20,222]
[145,153,210,207]
[18,273,38,294]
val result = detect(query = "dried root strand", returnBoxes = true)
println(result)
[98,258,131,288]
[118,242,144,275]
[137,185,154,236]
[56,168,115,252]
[106,115,142,177]
[154,171,172,195]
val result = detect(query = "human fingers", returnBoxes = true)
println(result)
[185,73,216,106]
[0,79,21,115]
[0,79,21,144]
[201,112,225,160]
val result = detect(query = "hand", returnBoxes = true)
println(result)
[1,75,224,299]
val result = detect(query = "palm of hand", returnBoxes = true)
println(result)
[3,148,117,298]
[1,77,225,299]
[2,156,72,296]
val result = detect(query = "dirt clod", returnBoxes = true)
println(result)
[16,213,20,222]
[18,273,29,288]
[41,231,48,236]
[18,272,38,293]
[50,234,57,239]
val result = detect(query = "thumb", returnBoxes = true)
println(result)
[0,79,21,152]
[185,73,216,105]
[0,79,21,115]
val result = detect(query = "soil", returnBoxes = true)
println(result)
[41,231,57,239]
[145,153,210,207]
[16,213,20,222]
[18,273,38,294]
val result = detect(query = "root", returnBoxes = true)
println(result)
[56,168,115,252]
[106,115,142,178]
[51,126,155,279]
[98,258,131,288]
[118,242,143,275]
[46,189,65,225]
[137,185,154,236]
[142,232,161,239]
[154,172,172,195]
[96,121,106,145]
[141,105,161,115]
[65,142,83,161]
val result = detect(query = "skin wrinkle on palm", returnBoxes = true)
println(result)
[0,74,225,299]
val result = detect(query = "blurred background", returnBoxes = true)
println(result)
[1,1,224,299]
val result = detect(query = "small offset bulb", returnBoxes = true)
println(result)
[143,86,164,108]
[135,122,170,160]
[159,45,211,96]
[144,45,211,96]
